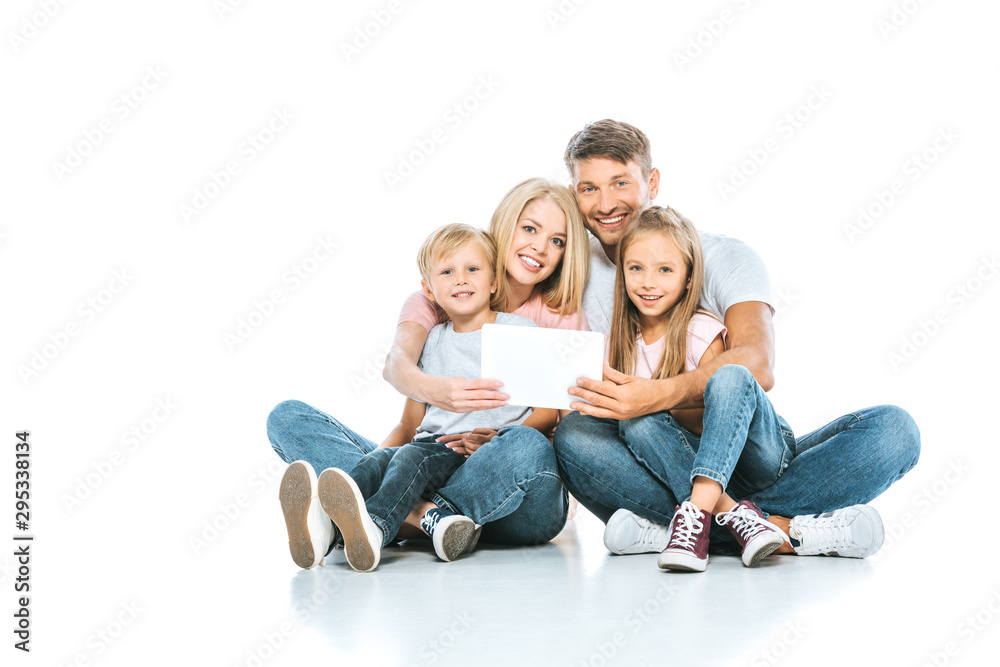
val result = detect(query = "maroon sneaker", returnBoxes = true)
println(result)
[657,502,713,572]
[716,500,789,567]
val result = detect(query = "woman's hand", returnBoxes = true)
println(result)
[423,376,510,413]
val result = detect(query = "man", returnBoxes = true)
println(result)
[383,120,919,560]
[552,119,919,559]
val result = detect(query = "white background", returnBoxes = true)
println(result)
[2,1,998,665]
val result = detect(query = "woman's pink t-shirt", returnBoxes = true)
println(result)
[397,288,589,332]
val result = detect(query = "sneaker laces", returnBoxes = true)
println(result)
[420,508,449,536]
[790,512,852,552]
[633,515,671,551]
[667,502,704,550]
[717,504,786,543]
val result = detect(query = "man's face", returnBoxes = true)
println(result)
[571,157,660,254]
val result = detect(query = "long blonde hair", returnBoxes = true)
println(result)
[488,178,589,319]
[607,206,704,379]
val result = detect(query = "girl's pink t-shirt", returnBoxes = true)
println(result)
[614,312,727,378]
[397,288,589,332]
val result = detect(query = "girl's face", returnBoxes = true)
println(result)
[505,197,568,288]
[623,231,691,322]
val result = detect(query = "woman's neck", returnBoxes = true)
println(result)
[506,277,535,312]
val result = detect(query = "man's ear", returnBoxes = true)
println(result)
[647,167,661,201]
[420,279,435,302]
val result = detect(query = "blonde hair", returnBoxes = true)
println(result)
[416,223,498,290]
[607,206,704,379]
[488,178,590,319]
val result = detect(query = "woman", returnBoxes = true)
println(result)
[269,178,591,568]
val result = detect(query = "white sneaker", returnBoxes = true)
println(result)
[604,508,671,555]
[317,468,383,572]
[788,505,884,558]
[420,508,477,562]
[279,461,334,569]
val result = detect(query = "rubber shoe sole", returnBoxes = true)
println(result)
[433,515,477,562]
[279,461,328,569]
[743,532,785,567]
[657,549,708,572]
[317,468,381,572]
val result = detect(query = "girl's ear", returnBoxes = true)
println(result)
[420,280,435,302]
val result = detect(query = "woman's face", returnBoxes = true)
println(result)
[504,197,568,288]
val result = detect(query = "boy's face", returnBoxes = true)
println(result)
[572,157,660,253]
[421,241,497,320]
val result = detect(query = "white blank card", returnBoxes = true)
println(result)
[481,324,605,410]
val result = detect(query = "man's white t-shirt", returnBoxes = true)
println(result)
[581,231,773,335]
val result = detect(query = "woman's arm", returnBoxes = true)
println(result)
[378,398,426,449]
[383,322,510,412]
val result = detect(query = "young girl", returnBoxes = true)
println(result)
[607,206,790,572]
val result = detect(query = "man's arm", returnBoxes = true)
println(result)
[568,301,775,420]
[383,322,510,413]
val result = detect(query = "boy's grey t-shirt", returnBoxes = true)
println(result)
[414,312,536,438]
[581,231,774,335]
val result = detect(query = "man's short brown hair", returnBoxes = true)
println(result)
[563,119,652,179]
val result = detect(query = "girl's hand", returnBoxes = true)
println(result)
[462,428,498,455]
[436,432,469,456]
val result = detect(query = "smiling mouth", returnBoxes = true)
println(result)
[518,254,543,269]
[597,214,626,226]
[452,292,474,299]
[638,294,662,302]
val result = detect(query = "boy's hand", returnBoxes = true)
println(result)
[436,433,469,456]
[462,428,498,455]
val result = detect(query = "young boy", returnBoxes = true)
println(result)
[280,223,557,572]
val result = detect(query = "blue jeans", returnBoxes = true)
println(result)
[431,425,569,546]
[618,365,793,502]
[267,401,566,545]
[553,365,920,554]
[349,439,466,548]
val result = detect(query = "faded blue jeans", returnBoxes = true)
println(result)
[553,365,920,555]
[267,400,566,546]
